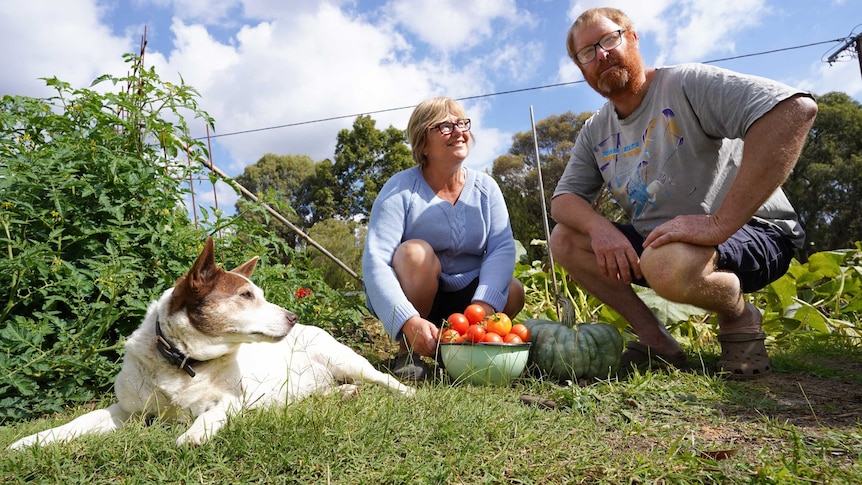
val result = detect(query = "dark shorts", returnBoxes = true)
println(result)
[426,277,480,328]
[614,220,796,293]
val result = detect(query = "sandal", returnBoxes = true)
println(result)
[716,331,771,380]
[620,341,688,371]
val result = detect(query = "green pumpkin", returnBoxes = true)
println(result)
[523,312,623,381]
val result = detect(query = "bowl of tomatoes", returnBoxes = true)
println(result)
[437,304,531,386]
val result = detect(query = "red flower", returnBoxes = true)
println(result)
[295,288,313,299]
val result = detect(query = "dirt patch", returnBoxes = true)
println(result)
[722,369,862,430]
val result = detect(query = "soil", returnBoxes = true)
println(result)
[719,361,862,431]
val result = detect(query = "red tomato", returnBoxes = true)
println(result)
[464,324,487,343]
[503,333,523,344]
[439,328,463,343]
[510,323,531,343]
[464,304,486,325]
[446,313,470,335]
[483,332,503,343]
[485,312,512,337]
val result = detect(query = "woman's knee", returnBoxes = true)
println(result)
[504,278,526,317]
[392,239,440,275]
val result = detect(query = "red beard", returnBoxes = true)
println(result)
[590,50,645,98]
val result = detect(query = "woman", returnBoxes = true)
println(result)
[362,97,525,381]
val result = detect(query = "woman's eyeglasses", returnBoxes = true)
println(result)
[430,119,471,135]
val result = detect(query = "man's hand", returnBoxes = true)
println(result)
[643,214,730,249]
[590,224,642,284]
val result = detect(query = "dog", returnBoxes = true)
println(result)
[9,237,414,449]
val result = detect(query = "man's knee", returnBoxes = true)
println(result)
[548,224,568,256]
[549,224,589,266]
[641,243,714,299]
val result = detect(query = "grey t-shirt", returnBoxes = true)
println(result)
[553,63,808,248]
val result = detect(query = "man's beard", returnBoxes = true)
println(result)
[589,51,645,98]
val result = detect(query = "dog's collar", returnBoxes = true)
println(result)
[155,317,199,378]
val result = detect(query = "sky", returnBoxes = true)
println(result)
[2,0,861,217]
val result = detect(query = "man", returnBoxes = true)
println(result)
[549,7,817,378]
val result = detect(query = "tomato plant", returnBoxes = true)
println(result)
[464,304,486,325]
[485,312,512,337]
[510,323,531,342]
[446,312,470,335]
[464,324,487,343]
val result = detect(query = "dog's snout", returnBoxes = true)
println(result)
[286,311,298,325]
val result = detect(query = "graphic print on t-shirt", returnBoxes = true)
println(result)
[596,108,684,218]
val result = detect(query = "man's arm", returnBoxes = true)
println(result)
[644,94,818,249]
[551,193,643,283]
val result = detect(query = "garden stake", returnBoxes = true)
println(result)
[530,106,561,320]
[181,139,363,284]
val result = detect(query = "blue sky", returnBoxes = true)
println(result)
[2,0,861,216]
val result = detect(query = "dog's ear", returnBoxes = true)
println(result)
[187,237,221,291]
[230,256,259,278]
[169,237,222,314]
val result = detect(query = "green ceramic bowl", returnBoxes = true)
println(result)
[439,342,530,386]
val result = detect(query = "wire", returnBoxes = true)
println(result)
[704,39,844,64]
[823,25,862,63]
[195,37,848,141]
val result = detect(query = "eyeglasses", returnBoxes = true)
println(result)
[575,29,627,64]
[430,119,471,135]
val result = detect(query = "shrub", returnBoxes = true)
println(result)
[0,56,218,419]
[0,54,383,421]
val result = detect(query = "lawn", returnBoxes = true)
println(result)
[2,334,860,484]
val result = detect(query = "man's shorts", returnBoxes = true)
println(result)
[613,220,796,293]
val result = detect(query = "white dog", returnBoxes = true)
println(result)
[9,237,414,449]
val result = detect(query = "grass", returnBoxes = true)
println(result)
[2,335,861,484]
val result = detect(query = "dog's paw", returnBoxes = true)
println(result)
[7,435,38,450]
[176,431,206,447]
[337,384,360,400]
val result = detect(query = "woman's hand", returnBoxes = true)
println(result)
[400,316,440,357]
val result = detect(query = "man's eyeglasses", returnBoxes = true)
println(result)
[430,119,471,135]
[575,29,627,64]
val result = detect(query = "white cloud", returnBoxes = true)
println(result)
[0,1,131,98]
[5,0,860,221]
[796,58,862,98]
[141,1,529,178]
[659,1,770,64]
[389,0,524,53]
[151,4,430,171]
[566,0,770,65]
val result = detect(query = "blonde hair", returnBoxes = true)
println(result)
[406,97,472,167]
[566,7,635,64]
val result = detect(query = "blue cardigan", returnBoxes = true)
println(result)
[362,166,516,339]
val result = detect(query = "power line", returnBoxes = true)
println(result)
[824,24,862,79]
[196,37,849,141]
[703,39,844,64]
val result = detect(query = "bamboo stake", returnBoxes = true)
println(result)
[530,106,561,320]
[195,153,363,284]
